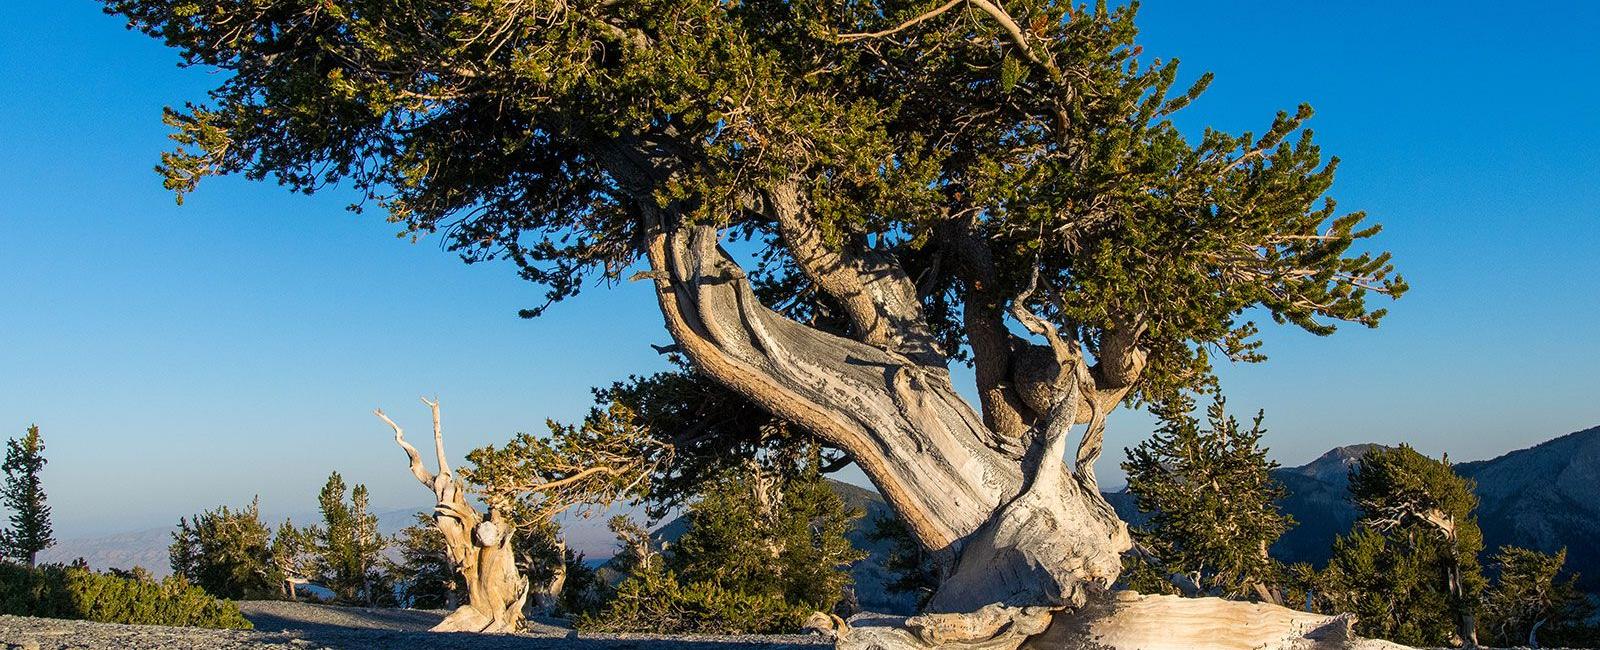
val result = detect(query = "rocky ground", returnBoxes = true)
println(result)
[0,601,828,649]
[0,602,1582,649]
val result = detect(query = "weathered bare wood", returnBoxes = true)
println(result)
[1032,592,1414,650]
[840,593,1414,650]
[376,403,529,633]
[639,211,1130,613]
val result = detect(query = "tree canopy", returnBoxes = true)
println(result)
[106,0,1403,407]
[169,498,282,600]
[1312,445,1485,647]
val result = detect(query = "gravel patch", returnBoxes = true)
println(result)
[0,601,828,649]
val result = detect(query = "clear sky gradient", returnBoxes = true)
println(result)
[2,2,1597,539]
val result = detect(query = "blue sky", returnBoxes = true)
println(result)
[1,1,1597,539]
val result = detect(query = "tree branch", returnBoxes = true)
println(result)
[765,182,943,366]
[421,396,450,479]
[376,408,436,488]
[836,0,965,41]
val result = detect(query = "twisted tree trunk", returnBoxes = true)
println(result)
[596,144,1397,648]
[642,220,1129,612]
[376,400,529,633]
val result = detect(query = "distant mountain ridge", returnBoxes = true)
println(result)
[1456,425,1600,590]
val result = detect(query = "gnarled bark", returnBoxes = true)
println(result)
[376,399,529,633]
[639,211,1130,613]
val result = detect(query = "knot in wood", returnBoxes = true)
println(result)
[474,520,502,547]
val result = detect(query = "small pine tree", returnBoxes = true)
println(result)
[584,452,865,633]
[1312,445,1485,647]
[1,425,54,566]
[169,497,283,599]
[306,472,393,606]
[1315,527,1454,646]
[1120,397,1292,601]
[1480,546,1595,648]
[270,519,315,600]
[389,513,462,609]
[669,455,865,612]
[557,548,605,617]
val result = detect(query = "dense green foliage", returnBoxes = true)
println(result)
[576,556,812,635]
[170,498,284,600]
[1120,397,1291,600]
[1312,528,1456,645]
[1302,446,1485,646]
[669,456,864,611]
[1,425,53,566]
[0,563,251,629]
[1480,546,1596,648]
[305,472,393,606]
[581,454,863,633]
[104,0,1404,406]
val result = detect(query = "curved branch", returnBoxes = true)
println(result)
[1008,264,1078,371]
[511,465,623,495]
[376,408,435,488]
[766,183,942,365]
[1074,395,1108,494]
[836,0,965,42]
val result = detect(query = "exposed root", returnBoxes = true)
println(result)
[838,604,1055,650]
[840,592,1415,650]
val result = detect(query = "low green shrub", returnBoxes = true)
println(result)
[574,562,809,635]
[0,562,251,630]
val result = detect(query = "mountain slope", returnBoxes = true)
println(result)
[1259,428,1600,590]
[1456,425,1600,590]
[1269,444,1381,566]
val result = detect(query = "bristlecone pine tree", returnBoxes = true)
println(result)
[170,497,283,599]
[583,453,866,634]
[670,451,866,615]
[1,425,54,567]
[270,519,317,600]
[375,398,665,632]
[107,0,1409,646]
[1121,396,1292,603]
[1315,445,1485,647]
